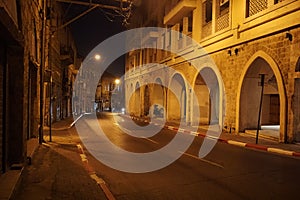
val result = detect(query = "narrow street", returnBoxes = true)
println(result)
[2,1,300,200]
[12,113,300,199]
[79,113,300,199]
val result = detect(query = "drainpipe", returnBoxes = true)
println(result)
[256,74,265,144]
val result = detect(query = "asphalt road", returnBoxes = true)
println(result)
[77,113,300,200]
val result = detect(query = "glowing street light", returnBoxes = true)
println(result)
[115,79,120,85]
[94,54,101,60]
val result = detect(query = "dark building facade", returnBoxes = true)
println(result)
[0,0,78,175]
[0,0,25,173]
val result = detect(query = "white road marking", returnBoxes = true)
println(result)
[79,154,87,162]
[143,137,159,144]
[227,140,246,147]
[180,151,224,169]
[189,131,198,136]
[90,173,105,184]
[267,148,294,156]
[178,128,185,133]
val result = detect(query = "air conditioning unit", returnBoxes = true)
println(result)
[220,0,229,6]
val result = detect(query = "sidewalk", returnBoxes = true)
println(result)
[11,116,107,200]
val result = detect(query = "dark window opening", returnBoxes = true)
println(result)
[246,0,250,17]
[204,0,213,23]
[220,0,229,15]
[188,12,193,32]
[296,57,300,72]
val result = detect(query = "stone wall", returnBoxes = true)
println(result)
[209,27,300,142]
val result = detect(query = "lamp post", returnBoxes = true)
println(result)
[256,74,266,144]
[45,69,53,142]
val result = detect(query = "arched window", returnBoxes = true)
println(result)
[296,57,300,72]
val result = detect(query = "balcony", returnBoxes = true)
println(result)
[164,0,197,25]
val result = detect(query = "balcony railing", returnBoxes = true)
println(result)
[216,12,229,32]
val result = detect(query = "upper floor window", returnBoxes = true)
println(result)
[246,0,268,17]
[216,0,230,32]
[219,0,230,16]
[203,0,213,24]
[188,12,193,32]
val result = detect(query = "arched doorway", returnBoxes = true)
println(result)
[167,73,187,122]
[239,56,282,139]
[194,68,219,125]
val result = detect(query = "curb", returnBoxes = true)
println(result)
[124,114,300,158]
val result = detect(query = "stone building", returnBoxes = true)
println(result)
[95,72,120,112]
[125,0,300,143]
[0,0,25,173]
[0,0,78,175]
[45,0,78,123]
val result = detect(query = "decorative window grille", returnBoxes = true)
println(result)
[246,0,268,17]
[202,22,212,38]
[216,12,229,32]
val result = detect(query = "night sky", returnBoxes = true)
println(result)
[65,4,126,77]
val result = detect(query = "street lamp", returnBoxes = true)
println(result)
[115,79,120,85]
[94,54,101,60]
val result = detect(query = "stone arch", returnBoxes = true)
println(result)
[236,50,286,142]
[193,67,220,125]
[167,73,187,122]
[151,78,166,118]
[191,61,225,128]
[128,81,141,116]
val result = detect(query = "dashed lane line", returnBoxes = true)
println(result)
[143,137,159,144]
[180,151,224,169]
